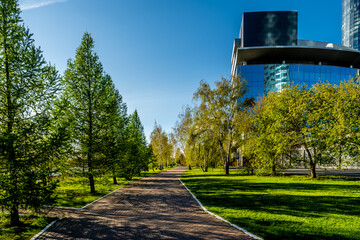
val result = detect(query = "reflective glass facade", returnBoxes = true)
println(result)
[239,64,358,100]
[342,0,360,50]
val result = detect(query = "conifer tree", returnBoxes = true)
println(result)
[63,32,108,194]
[120,110,148,180]
[100,75,127,184]
[0,0,61,225]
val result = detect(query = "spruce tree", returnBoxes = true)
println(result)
[0,0,61,225]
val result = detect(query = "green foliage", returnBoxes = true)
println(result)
[181,76,247,174]
[62,32,118,193]
[332,81,360,165]
[119,110,149,180]
[244,82,360,178]
[98,75,127,184]
[181,168,360,240]
[150,122,173,169]
[0,0,62,225]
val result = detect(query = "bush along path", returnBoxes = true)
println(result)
[34,167,255,239]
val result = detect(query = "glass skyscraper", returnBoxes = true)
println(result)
[342,0,360,50]
[232,11,360,101]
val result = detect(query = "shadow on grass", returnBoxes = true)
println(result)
[0,214,55,240]
[181,170,360,240]
[228,216,353,240]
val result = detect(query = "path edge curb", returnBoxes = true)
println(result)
[179,178,263,240]
[30,217,63,240]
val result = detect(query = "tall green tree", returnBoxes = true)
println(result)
[193,77,246,175]
[174,106,195,168]
[63,32,109,194]
[100,75,127,184]
[0,0,61,225]
[245,94,290,175]
[120,110,148,180]
[249,84,338,178]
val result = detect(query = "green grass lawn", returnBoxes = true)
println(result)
[181,168,360,240]
[0,214,55,240]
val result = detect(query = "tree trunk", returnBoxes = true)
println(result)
[113,175,117,185]
[339,145,342,167]
[4,19,20,226]
[88,150,95,194]
[271,164,276,176]
[160,157,163,170]
[87,135,96,194]
[204,153,208,172]
[10,205,20,226]
[310,161,316,179]
[113,176,117,185]
[88,79,96,194]
[89,172,95,194]
[224,159,230,175]
[305,148,316,178]
[217,139,229,175]
[271,154,276,175]
[225,138,232,175]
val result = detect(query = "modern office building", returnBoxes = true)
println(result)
[342,0,360,50]
[232,11,360,100]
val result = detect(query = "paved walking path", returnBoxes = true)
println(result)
[37,167,254,239]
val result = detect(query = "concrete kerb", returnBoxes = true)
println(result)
[32,186,126,239]
[179,178,263,240]
[31,171,166,239]
[30,218,63,240]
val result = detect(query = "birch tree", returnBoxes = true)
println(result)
[193,77,246,175]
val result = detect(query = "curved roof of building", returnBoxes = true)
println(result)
[232,40,360,69]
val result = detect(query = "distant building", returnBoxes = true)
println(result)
[342,0,360,50]
[232,11,360,101]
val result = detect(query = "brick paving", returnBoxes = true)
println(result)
[37,167,254,239]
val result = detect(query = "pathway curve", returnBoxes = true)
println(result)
[37,167,254,239]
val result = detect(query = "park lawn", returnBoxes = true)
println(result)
[55,168,172,208]
[0,214,55,240]
[181,168,360,240]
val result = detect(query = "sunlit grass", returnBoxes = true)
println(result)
[0,214,54,240]
[181,168,360,240]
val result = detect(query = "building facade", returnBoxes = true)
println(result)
[342,0,360,50]
[233,11,360,101]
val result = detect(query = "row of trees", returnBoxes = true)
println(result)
[149,122,185,169]
[176,76,360,179]
[0,0,152,226]
[245,82,360,178]
[61,32,151,192]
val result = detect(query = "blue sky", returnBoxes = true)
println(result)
[19,0,342,141]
